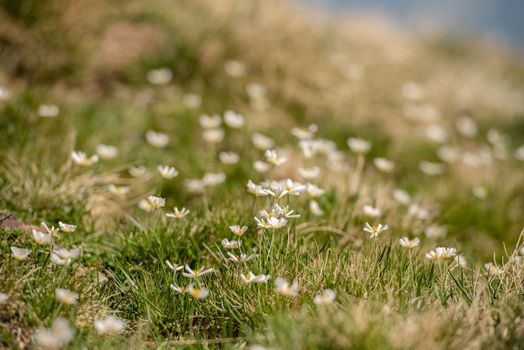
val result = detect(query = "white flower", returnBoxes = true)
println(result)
[42,222,59,235]
[252,133,275,150]
[519,246,524,256]
[0,293,8,304]
[455,116,478,137]
[487,129,508,147]
[55,288,79,305]
[11,246,30,260]
[202,128,224,143]
[275,277,299,297]
[202,172,226,186]
[298,166,320,180]
[363,205,381,218]
[170,283,186,294]
[408,204,430,221]
[246,180,269,197]
[363,222,389,239]
[199,114,222,129]
[399,237,420,249]
[373,158,395,173]
[437,145,460,163]
[347,137,371,154]
[95,316,126,336]
[186,284,209,299]
[484,262,504,276]
[313,289,336,305]
[166,207,190,219]
[309,200,324,216]
[38,104,59,118]
[454,255,467,267]
[224,60,246,78]
[219,152,240,165]
[184,179,206,193]
[472,186,487,199]
[419,161,445,176]
[138,199,153,212]
[230,225,248,237]
[108,185,129,195]
[96,144,118,160]
[268,217,288,229]
[393,189,411,205]
[240,272,271,284]
[0,86,11,101]
[514,145,524,161]
[34,317,74,350]
[182,94,202,109]
[145,130,169,148]
[128,165,147,178]
[224,110,245,128]
[182,265,214,279]
[425,247,457,261]
[401,81,426,101]
[58,221,76,233]
[147,67,172,85]
[51,247,80,265]
[165,259,184,272]
[32,229,52,245]
[425,124,448,144]
[227,252,257,263]
[71,151,98,166]
[425,225,447,240]
[265,149,287,166]
[291,124,317,140]
[157,165,179,179]
[306,183,325,198]
[253,161,271,173]
[147,195,165,209]
[221,238,241,249]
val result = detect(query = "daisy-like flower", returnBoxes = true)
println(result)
[419,161,445,176]
[146,130,169,148]
[138,199,153,212]
[185,179,206,193]
[264,149,287,166]
[11,246,30,260]
[96,144,118,160]
[147,67,172,85]
[425,247,457,261]
[199,114,222,128]
[253,161,271,173]
[157,165,179,179]
[71,151,98,166]
[41,222,59,235]
[219,151,240,165]
[51,247,80,265]
[240,272,271,284]
[373,157,395,173]
[94,316,126,336]
[424,249,441,261]
[252,133,275,150]
[147,195,165,209]
[313,289,336,305]
[363,205,381,218]
[280,205,300,219]
[221,238,241,249]
[363,222,389,239]
[165,259,184,272]
[55,288,79,305]
[170,283,186,294]
[224,60,246,78]
[108,185,129,195]
[393,189,411,205]
[202,128,224,143]
[247,180,269,197]
[224,110,245,128]
[484,263,504,276]
[186,284,209,299]
[182,265,214,279]
[128,165,147,178]
[275,277,299,297]
[347,137,371,154]
[59,221,76,233]
[399,237,420,249]
[291,124,317,140]
[254,217,271,229]
[32,229,52,245]
[306,183,325,198]
[453,255,467,268]
[229,225,248,237]
[37,104,60,118]
[166,207,190,219]
[298,166,320,180]
[34,317,74,350]
[202,172,226,186]
[227,252,257,263]
[266,217,288,229]
[309,200,324,216]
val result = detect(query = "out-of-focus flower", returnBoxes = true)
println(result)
[96,144,118,160]
[183,94,202,109]
[265,149,287,166]
[146,196,165,210]
[186,284,209,299]
[425,247,457,261]
[182,265,214,279]
[146,130,169,148]
[58,222,76,233]
[472,186,487,199]
[393,189,411,205]
[275,277,299,297]
[514,145,524,161]
[252,133,275,150]
[108,185,129,195]
[309,200,324,216]
[138,199,153,212]
[425,225,447,240]
[401,81,426,101]
[437,145,460,163]
[399,237,420,249]
[147,67,172,85]
[165,260,184,272]
[11,246,30,260]
[202,128,224,143]
[94,316,126,336]
[185,179,206,193]
[347,137,371,154]
[455,116,478,137]
[247,180,269,197]
[51,247,80,265]
[253,161,271,173]
[291,124,317,140]
[363,222,388,239]
[484,262,504,276]
[34,317,74,349]
[363,205,381,218]
[199,114,222,129]
[0,86,11,101]
[224,110,245,128]
[55,288,79,305]
[128,165,147,178]
[0,293,8,304]
[157,165,179,179]
[227,252,257,263]
[219,152,240,165]
[166,207,190,219]
[408,204,430,221]
[373,158,395,173]
[313,289,336,305]
[425,124,448,144]
[306,183,325,198]
[453,255,467,267]
[32,229,52,245]
[230,225,248,237]
[240,272,271,284]
[298,166,320,180]
[71,151,98,166]
[419,161,445,176]
[224,60,246,78]
[221,238,241,249]
[202,172,226,186]
[38,104,59,118]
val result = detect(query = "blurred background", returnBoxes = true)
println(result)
[306,0,524,50]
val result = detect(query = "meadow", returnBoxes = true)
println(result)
[1,0,524,349]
